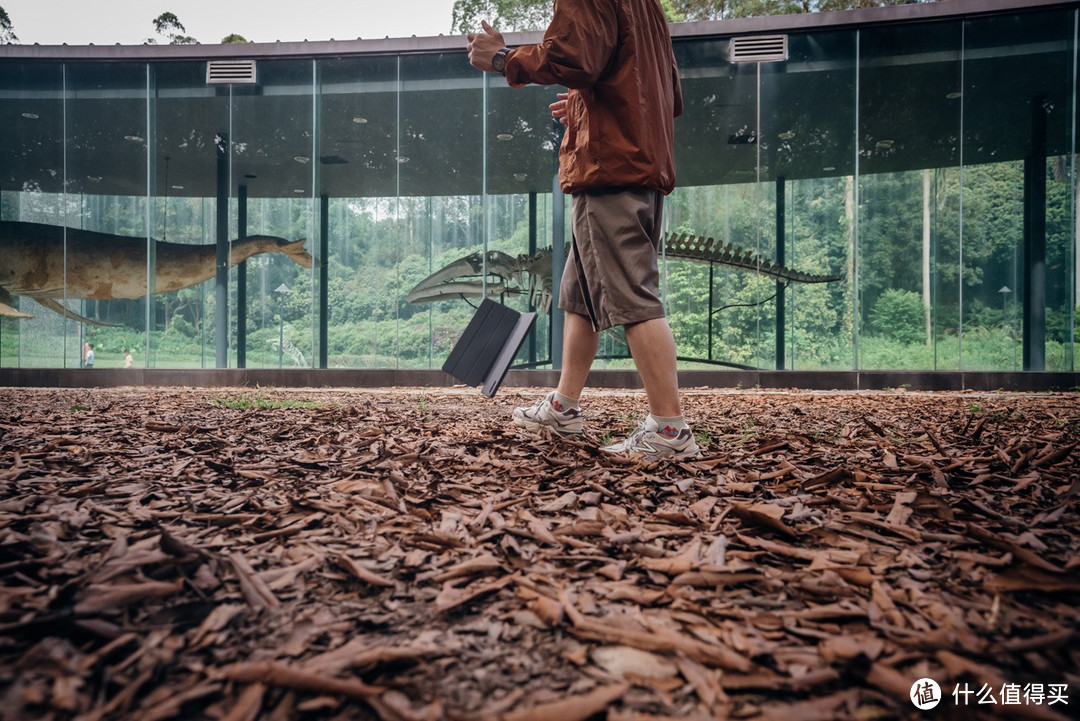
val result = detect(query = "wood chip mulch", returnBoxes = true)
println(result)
[0,386,1077,721]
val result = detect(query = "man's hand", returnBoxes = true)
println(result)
[467,20,505,73]
[549,92,569,126]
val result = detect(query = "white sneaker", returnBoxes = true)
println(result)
[512,392,584,436]
[602,415,700,459]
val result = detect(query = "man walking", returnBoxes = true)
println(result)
[467,0,697,459]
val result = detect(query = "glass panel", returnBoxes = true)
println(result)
[391,53,458,370]
[0,63,64,367]
[963,10,1077,371]
[152,62,228,368]
[767,31,857,371]
[319,55,398,368]
[393,51,536,371]
[483,64,559,370]
[321,54,406,369]
[783,174,856,371]
[858,21,962,370]
[667,38,766,370]
[232,59,315,369]
[65,64,149,370]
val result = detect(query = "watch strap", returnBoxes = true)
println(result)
[492,48,509,75]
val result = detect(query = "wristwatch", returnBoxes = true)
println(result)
[491,47,509,76]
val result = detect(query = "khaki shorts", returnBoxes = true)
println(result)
[559,187,666,332]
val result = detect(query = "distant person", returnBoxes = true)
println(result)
[82,341,91,368]
[467,1,697,459]
[123,349,134,368]
[85,343,95,369]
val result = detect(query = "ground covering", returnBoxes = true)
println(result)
[0,386,1077,720]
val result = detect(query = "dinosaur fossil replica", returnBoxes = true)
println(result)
[0,220,313,326]
[408,232,841,312]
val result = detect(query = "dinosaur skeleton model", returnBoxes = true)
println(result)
[408,248,555,310]
[271,329,309,368]
[0,220,313,326]
[407,232,841,312]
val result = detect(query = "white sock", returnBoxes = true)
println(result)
[649,414,687,436]
[552,391,579,412]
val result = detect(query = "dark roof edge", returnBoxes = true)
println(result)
[0,0,1074,61]
[0,33,472,61]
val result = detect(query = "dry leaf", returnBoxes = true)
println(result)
[1,387,1074,721]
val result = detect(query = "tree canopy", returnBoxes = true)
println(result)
[450,0,935,34]
[147,12,247,45]
[0,6,252,46]
[148,12,198,45]
[0,5,17,44]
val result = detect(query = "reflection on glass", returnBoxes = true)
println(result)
[858,21,962,371]
[0,5,1074,374]
[232,60,316,370]
[963,10,1075,371]
[151,62,227,368]
[0,62,65,368]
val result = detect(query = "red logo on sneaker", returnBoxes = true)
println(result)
[659,424,680,438]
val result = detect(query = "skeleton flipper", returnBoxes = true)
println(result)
[0,302,33,319]
[407,250,519,304]
[0,287,34,319]
[407,281,508,305]
[408,253,485,302]
[33,297,121,327]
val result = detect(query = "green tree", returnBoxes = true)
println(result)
[452,0,551,34]
[451,0,936,33]
[670,0,934,21]
[149,12,198,45]
[220,33,248,44]
[452,0,687,33]
[869,288,924,344]
[0,5,17,44]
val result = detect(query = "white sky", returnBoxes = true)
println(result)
[2,0,463,46]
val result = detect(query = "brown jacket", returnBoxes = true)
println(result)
[504,0,683,195]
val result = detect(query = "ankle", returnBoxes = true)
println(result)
[552,391,580,411]
[649,414,688,438]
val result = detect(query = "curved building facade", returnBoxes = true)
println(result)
[0,0,1076,389]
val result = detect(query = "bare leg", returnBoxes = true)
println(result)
[556,311,599,400]
[624,317,682,418]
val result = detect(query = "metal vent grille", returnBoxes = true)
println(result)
[206,60,257,85]
[730,35,788,63]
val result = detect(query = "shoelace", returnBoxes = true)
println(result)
[623,422,650,448]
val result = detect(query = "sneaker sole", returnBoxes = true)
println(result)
[670,447,702,460]
[513,416,584,437]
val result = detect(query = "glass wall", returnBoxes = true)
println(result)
[857,21,963,371]
[151,61,226,369]
[962,10,1077,372]
[667,29,857,371]
[0,62,64,367]
[667,36,771,370]
[0,3,1075,373]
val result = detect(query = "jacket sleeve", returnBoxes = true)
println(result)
[672,57,684,118]
[504,0,618,89]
